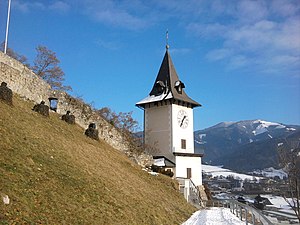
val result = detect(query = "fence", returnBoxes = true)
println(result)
[204,199,274,225]
[177,178,202,208]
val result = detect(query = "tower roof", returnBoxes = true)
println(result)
[136,50,201,108]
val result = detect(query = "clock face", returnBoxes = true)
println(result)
[177,110,189,129]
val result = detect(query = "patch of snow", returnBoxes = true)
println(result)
[196,134,207,144]
[277,143,283,147]
[148,171,158,176]
[286,127,296,131]
[252,120,286,135]
[213,193,234,200]
[195,140,206,144]
[198,134,206,139]
[249,139,253,143]
[264,195,290,209]
[202,165,259,180]
[268,134,273,138]
[262,167,287,179]
[136,92,173,105]
[251,167,287,179]
[275,124,286,129]
[153,158,165,167]
[182,207,246,225]
[252,124,268,135]
[253,120,283,127]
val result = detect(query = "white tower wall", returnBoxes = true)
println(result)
[171,104,194,154]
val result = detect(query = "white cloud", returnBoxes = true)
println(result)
[228,55,248,70]
[271,0,300,17]
[187,23,228,39]
[91,8,146,30]
[49,1,70,13]
[95,38,121,51]
[13,0,70,14]
[206,49,233,61]
[12,1,46,13]
[12,0,299,76]
[235,0,268,23]
[188,0,300,75]
[12,1,30,13]
[71,0,151,30]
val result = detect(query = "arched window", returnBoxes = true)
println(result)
[174,80,185,94]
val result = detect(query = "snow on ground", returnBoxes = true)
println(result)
[202,165,259,180]
[203,165,287,180]
[263,195,297,215]
[252,167,287,179]
[182,208,246,225]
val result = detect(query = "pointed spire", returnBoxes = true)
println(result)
[136,33,201,108]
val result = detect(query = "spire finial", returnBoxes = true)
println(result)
[166,30,169,50]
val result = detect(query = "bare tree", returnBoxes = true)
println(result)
[32,45,72,92]
[277,134,300,222]
[97,107,138,133]
[97,107,143,153]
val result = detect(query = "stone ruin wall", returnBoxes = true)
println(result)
[0,51,152,167]
[0,51,51,104]
[52,90,130,153]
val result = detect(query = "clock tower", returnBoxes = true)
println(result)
[136,45,203,187]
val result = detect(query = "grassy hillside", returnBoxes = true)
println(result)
[0,95,195,225]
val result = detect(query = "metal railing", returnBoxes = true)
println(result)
[176,179,274,224]
[177,178,202,207]
[203,199,274,225]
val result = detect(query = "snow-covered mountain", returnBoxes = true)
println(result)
[194,120,300,172]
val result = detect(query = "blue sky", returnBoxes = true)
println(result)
[0,0,299,130]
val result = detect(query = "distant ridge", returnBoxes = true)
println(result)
[194,119,300,172]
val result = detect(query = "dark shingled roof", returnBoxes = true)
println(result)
[136,50,201,108]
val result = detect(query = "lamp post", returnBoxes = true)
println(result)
[4,0,12,54]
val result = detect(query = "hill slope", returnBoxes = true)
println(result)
[0,96,195,224]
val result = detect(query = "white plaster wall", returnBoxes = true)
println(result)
[171,104,194,153]
[175,156,202,186]
[145,104,173,159]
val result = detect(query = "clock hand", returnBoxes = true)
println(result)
[180,116,186,127]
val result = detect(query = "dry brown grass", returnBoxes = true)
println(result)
[0,95,195,224]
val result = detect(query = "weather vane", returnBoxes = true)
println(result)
[166,30,169,50]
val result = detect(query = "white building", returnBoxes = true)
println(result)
[136,46,203,187]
